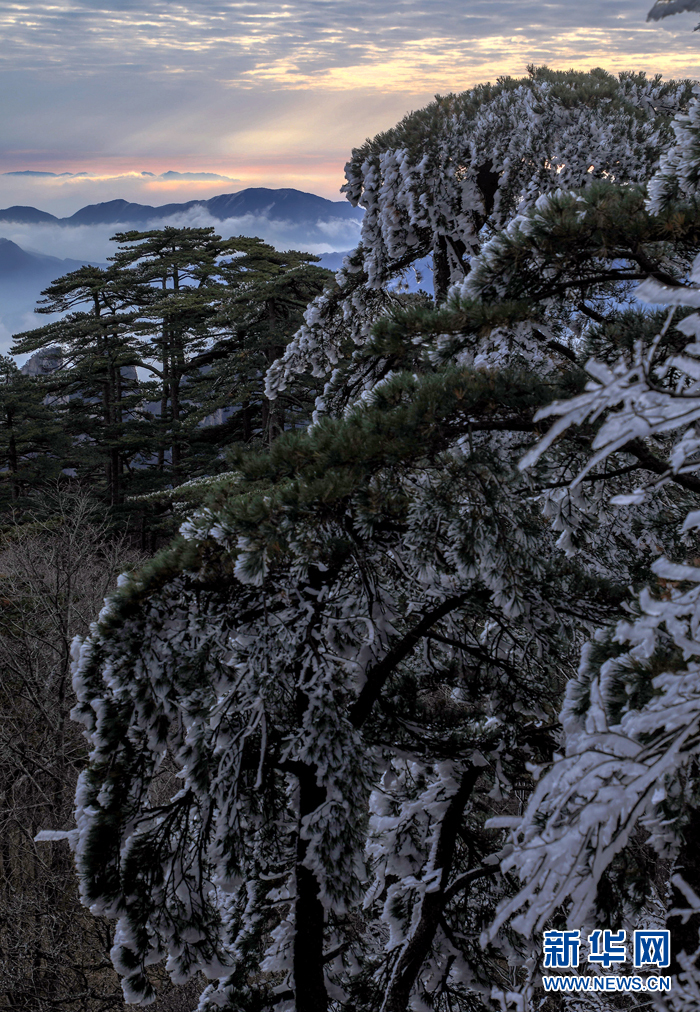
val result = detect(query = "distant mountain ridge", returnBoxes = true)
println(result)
[0,237,105,340]
[0,188,363,227]
[0,236,91,275]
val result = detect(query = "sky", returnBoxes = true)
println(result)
[0,0,699,215]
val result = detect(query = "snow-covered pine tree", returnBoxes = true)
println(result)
[457,90,700,1007]
[46,72,700,1012]
[267,67,692,419]
[65,355,600,1011]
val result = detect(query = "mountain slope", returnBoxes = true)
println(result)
[0,237,88,276]
[65,199,201,226]
[0,238,102,344]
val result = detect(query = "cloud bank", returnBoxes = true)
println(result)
[0,0,698,205]
[3,169,239,182]
[1,0,697,90]
[0,205,362,354]
[0,209,362,263]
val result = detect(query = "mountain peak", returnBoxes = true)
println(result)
[0,205,59,224]
[0,187,362,228]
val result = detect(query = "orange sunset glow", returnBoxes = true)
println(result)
[0,0,698,211]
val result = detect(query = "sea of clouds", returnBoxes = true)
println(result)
[1,207,363,262]
[0,207,363,356]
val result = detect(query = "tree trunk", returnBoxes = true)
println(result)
[158,278,169,471]
[114,351,124,505]
[261,398,284,445]
[159,342,169,472]
[291,583,330,1012]
[384,765,481,1012]
[170,269,182,473]
[108,359,120,506]
[103,376,112,496]
[6,407,19,500]
[241,400,252,442]
[432,236,451,303]
[170,372,180,472]
[293,759,328,1012]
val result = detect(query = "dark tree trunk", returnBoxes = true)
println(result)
[108,360,120,506]
[113,355,124,505]
[384,765,481,1012]
[293,759,328,1012]
[432,235,451,303]
[170,270,182,473]
[241,400,252,442]
[103,380,112,496]
[170,372,180,472]
[291,578,330,1012]
[6,407,19,499]
[159,342,169,472]
[261,398,285,445]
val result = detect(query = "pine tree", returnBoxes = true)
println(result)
[38,68,700,1012]
[11,266,146,506]
[190,237,330,447]
[475,93,700,1001]
[108,227,244,478]
[6,232,330,527]
[0,355,70,508]
[106,228,329,480]
[267,67,693,416]
[56,185,696,1012]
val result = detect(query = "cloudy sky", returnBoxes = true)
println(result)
[0,0,699,214]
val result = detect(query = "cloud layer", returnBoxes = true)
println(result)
[0,0,698,207]
[3,169,239,181]
[0,209,362,261]
[1,0,698,88]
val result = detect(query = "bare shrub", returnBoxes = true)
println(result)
[0,487,160,1011]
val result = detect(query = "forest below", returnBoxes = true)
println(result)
[8,65,700,1012]
[0,228,337,1010]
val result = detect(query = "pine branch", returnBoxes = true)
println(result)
[349,596,466,728]
[626,438,700,494]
